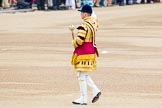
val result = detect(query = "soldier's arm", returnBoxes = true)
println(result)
[72,24,87,48]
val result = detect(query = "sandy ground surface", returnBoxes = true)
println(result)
[0,3,162,108]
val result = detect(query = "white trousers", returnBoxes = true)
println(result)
[75,71,100,103]
[65,0,76,9]
[2,0,10,8]
[48,0,53,7]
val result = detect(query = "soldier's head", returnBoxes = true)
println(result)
[78,4,92,19]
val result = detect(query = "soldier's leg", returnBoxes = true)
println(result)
[47,0,53,7]
[0,0,2,7]
[86,75,101,103]
[36,0,42,10]
[41,0,45,10]
[72,72,87,105]
[2,0,10,8]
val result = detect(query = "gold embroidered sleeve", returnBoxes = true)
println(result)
[73,24,87,48]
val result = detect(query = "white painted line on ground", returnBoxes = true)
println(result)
[101,50,108,54]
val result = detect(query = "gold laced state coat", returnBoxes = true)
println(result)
[71,16,99,72]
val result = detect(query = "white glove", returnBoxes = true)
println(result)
[69,25,75,31]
